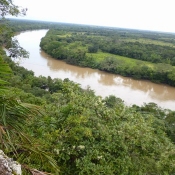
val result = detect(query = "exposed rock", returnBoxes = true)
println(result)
[0,150,21,175]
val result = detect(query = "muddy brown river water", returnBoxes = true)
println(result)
[15,30,175,110]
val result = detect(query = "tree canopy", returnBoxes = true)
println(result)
[40,28,175,86]
[1,1,175,174]
[0,0,27,17]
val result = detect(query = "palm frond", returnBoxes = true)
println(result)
[0,53,59,173]
[14,132,59,174]
[0,95,59,173]
[0,56,12,75]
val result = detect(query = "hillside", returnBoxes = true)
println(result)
[1,18,175,174]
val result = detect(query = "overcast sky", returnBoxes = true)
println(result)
[13,0,175,33]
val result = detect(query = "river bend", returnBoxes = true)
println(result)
[15,30,175,110]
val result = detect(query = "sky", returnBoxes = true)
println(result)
[12,0,175,33]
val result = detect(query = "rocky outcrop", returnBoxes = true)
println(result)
[0,150,21,175]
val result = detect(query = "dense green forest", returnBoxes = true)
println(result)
[1,49,175,174]
[40,26,175,86]
[1,4,175,174]
[0,18,64,32]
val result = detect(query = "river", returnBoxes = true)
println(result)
[15,30,175,110]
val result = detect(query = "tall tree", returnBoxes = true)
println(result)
[0,0,28,58]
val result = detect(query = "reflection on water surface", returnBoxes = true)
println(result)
[16,30,175,110]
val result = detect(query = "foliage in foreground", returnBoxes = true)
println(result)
[2,55,175,174]
[0,54,59,173]
[1,2,175,173]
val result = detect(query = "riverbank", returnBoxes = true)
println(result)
[14,30,175,110]
[40,28,175,87]
[2,18,175,175]
[3,49,175,175]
